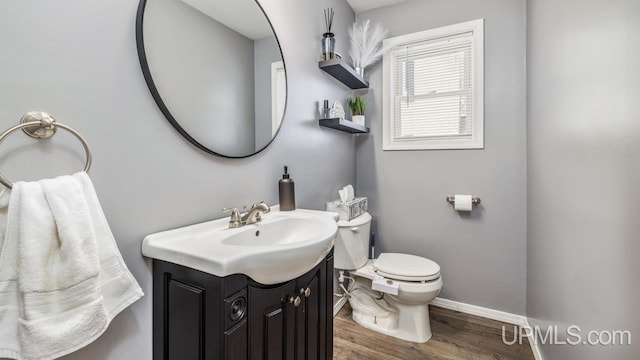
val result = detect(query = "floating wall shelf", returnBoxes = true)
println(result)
[318,59,369,89]
[319,118,369,134]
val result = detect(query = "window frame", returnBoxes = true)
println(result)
[382,19,484,150]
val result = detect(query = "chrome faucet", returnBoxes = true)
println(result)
[223,202,271,228]
[242,202,271,225]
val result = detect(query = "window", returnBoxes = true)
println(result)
[383,19,484,150]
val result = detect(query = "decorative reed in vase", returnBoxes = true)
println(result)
[348,20,389,78]
[322,8,335,60]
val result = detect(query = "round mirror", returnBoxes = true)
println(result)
[136,0,287,158]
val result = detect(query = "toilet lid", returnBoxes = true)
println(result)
[374,253,440,282]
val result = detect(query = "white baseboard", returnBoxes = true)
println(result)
[523,318,544,360]
[333,296,348,317]
[430,297,527,326]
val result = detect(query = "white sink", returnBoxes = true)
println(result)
[142,207,339,284]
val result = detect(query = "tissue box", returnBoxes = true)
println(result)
[326,197,368,221]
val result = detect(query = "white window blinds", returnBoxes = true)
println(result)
[392,33,472,139]
[383,19,483,150]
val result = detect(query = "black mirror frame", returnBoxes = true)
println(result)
[135,0,288,158]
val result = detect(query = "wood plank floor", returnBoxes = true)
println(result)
[334,303,535,360]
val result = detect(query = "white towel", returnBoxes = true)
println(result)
[0,188,19,359]
[0,171,143,360]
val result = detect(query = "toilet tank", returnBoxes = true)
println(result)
[334,212,372,270]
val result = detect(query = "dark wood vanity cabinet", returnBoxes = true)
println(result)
[152,252,333,360]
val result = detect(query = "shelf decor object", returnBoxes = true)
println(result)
[319,118,369,134]
[322,8,336,61]
[318,58,369,89]
[347,95,366,126]
[348,20,390,78]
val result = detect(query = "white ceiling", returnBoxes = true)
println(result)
[180,0,272,40]
[179,0,409,39]
[346,0,411,13]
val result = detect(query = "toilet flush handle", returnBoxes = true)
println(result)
[350,227,360,233]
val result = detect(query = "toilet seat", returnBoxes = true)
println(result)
[374,253,440,282]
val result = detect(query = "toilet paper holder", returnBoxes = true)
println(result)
[446,195,481,206]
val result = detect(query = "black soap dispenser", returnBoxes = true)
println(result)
[279,166,296,211]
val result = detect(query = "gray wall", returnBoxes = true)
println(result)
[355,0,527,315]
[144,0,256,155]
[0,0,355,359]
[527,0,640,358]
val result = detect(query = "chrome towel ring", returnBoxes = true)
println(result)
[0,111,92,189]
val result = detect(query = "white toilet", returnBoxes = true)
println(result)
[334,212,442,343]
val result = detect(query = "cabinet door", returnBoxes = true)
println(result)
[296,260,327,360]
[248,280,297,360]
[154,261,225,360]
[166,278,205,360]
[325,253,334,360]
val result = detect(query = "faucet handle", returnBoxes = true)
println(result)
[223,207,242,228]
[252,201,270,212]
[250,201,264,209]
[222,207,241,221]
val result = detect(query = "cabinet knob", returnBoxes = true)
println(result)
[288,296,301,307]
[299,287,311,298]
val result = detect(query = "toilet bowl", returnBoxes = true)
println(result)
[334,212,442,343]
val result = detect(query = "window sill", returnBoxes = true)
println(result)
[383,137,483,150]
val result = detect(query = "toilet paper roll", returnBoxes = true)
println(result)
[454,194,473,211]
